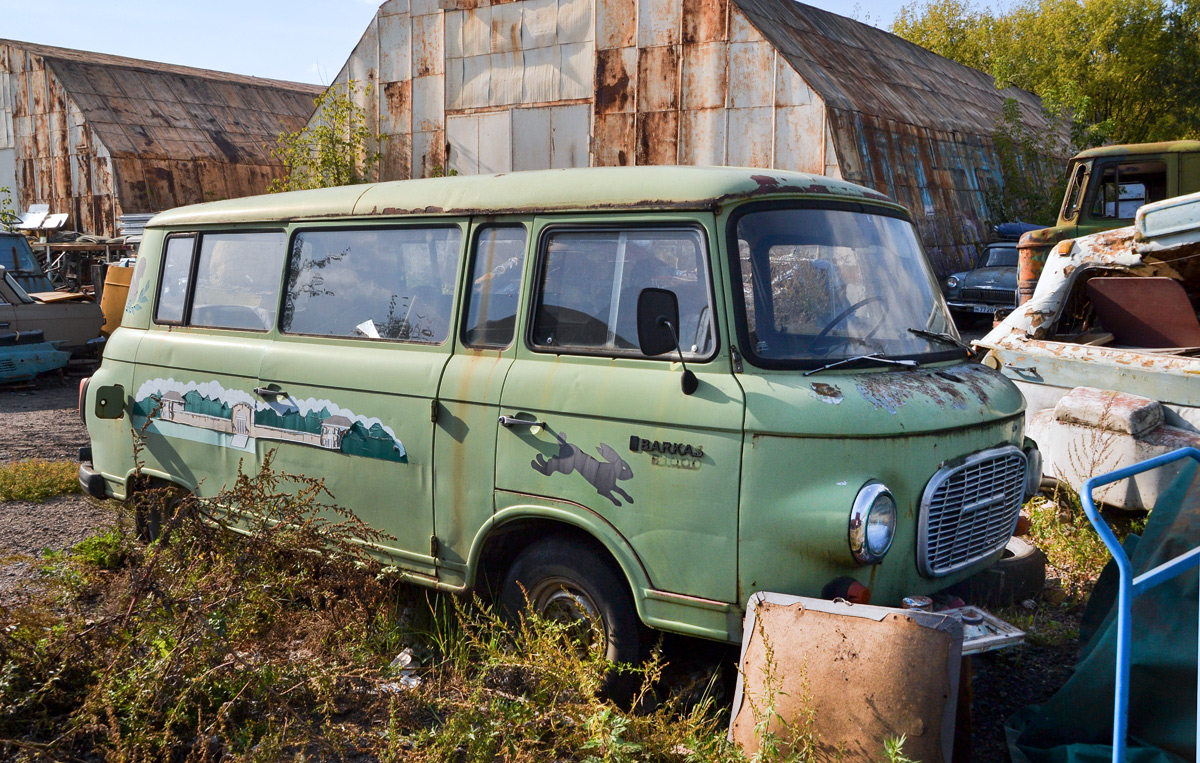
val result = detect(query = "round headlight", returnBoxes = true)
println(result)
[945,275,960,290]
[1024,448,1043,499]
[850,482,898,565]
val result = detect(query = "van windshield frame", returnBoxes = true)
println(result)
[726,200,964,371]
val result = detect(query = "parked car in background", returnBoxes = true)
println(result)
[978,190,1200,511]
[0,265,104,355]
[943,242,1018,318]
[1017,140,1200,302]
[0,230,54,293]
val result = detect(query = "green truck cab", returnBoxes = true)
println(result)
[1018,141,1200,302]
[79,167,1039,657]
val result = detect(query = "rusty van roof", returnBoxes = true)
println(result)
[147,166,905,227]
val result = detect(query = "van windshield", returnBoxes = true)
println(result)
[732,205,960,368]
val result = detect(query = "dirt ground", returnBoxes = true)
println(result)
[0,374,118,604]
[0,374,1074,761]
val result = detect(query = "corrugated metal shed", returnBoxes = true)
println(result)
[0,40,322,237]
[732,0,1059,271]
[306,0,1071,275]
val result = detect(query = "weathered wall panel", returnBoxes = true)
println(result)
[679,107,725,165]
[594,111,634,166]
[512,107,552,170]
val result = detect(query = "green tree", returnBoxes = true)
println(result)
[269,80,386,193]
[892,0,1200,146]
[0,187,18,232]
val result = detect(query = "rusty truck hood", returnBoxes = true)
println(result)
[740,362,1025,437]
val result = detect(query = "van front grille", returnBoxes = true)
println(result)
[918,446,1026,577]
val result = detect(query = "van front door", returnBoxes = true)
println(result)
[494,217,745,609]
[258,223,465,578]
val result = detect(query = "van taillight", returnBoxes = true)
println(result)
[78,377,90,424]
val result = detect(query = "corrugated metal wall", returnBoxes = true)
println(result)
[0,43,116,235]
[334,0,836,182]
[308,0,1068,274]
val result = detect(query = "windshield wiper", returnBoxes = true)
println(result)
[803,353,919,377]
[907,327,972,353]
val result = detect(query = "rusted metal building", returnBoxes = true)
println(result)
[0,40,323,237]
[324,0,1063,274]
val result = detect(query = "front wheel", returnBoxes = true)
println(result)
[500,537,644,668]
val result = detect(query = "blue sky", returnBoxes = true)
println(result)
[0,0,916,85]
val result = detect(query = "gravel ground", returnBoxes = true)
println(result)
[0,373,118,605]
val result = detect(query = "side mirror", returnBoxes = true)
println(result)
[637,287,680,357]
[637,287,699,395]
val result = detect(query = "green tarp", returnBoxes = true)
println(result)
[1006,462,1199,762]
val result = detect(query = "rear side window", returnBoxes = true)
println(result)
[155,235,195,324]
[191,232,287,331]
[281,226,462,344]
[155,231,285,329]
[530,228,714,358]
[463,226,527,348]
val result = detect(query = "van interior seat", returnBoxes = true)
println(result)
[1085,276,1200,348]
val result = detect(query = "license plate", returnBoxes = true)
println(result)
[973,305,997,314]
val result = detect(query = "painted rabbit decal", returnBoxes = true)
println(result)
[531,432,635,506]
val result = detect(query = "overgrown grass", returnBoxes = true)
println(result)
[1025,484,1147,598]
[0,458,80,502]
[0,458,744,762]
[0,455,933,761]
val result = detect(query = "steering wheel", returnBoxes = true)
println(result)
[811,296,886,355]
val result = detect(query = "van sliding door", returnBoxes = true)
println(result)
[258,222,466,577]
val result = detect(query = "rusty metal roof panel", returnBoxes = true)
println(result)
[2,39,320,168]
[730,0,1051,137]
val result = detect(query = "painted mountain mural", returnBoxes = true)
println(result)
[133,378,407,463]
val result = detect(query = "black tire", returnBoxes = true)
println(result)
[134,484,185,542]
[954,536,1047,606]
[500,536,645,669]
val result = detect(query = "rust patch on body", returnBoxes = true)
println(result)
[856,364,1000,414]
[809,382,843,404]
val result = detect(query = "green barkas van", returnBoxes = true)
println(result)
[79,166,1040,661]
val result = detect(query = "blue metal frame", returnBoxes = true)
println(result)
[1081,447,1200,762]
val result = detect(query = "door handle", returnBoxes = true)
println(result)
[254,386,288,398]
[499,415,546,433]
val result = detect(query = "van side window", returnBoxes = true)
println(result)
[190,232,287,331]
[155,235,195,324]
[1089,160,1167,219]
[281,226,462,344]
[463,226,527,348]
[531,228,713,358]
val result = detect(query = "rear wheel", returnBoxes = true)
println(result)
[133,483,186,542]
[500,536,644,668]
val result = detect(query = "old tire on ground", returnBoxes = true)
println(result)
[957,536,1047,606]
[500,536,645,672]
